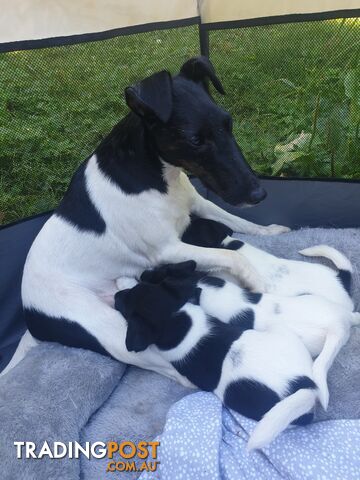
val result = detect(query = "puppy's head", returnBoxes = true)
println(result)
[115,261,201,352]
[125,57,266,207]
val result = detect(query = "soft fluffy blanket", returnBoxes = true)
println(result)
[0,228,359,480]
[140,392,360,480]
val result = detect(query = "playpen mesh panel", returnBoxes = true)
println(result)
[0,25,199,224]
[208,17,360,180]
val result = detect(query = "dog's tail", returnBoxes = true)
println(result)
[299,245,353,294]
[247,383,317,451]
[0,330,38,377]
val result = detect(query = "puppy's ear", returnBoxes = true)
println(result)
[125,70,173,123]
[189,287,202,305]
[140,265,167,284]
[125,315,155,353]
[167,260,197,278]
[180,56,225,95]
[114,289,132,316]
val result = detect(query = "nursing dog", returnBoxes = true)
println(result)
[3,57,289,377]
[115,260,359,450]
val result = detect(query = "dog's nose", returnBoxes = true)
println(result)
[249,187,267,205]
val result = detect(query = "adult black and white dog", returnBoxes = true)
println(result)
[2,57,289,377]
[115,260,359,450]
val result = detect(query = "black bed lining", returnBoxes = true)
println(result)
[0,17,200,54]
[201,8,360,32]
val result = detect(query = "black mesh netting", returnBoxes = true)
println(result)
[209,17,360,181]
[0,26,199,224]
[1,19,360,225]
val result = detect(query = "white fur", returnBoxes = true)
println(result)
[0,331,38,377]
[247,389,317,451]
[200,279,357,408]
[222,239,354,310]
[198,273,359,447]
[6,156,284,375]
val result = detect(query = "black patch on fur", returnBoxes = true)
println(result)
[223,240,244,251]
[287,376,316,426]
[157,311,192,351]
[172,315,252,392]
[188,287,202,305]
[96,113,167,195]
[292,412,314,426]
[244,291,262,304]
[230,309,255,330]
[224,379,281,421]
[56,161,106,234]
[24,308,110,357]
[182,217,233,248]
[201,276,226,289]
[287,376,316,395]
[338,270,352,294]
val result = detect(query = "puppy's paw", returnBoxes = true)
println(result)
[259,224,291,235]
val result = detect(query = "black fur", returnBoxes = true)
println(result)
[224,379,281,421]
[287,376,316,426]
[287,375,316,394]
[24,308,110,357]
[338,270,352,294]
[223,240,244,251]
[188,287,202,305]
[96,114,167,195]
[230,309,255,330]
[201,276,226,289]
[180,56,225,95]
[182,217,232,248]
[123,59,265,206]
[156,311,192,351]
[172,315,253,391]
[115,262,200,352]
[56,161,106,234]
[244,291,262,304]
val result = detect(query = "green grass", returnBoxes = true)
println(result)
[0,20,360,224]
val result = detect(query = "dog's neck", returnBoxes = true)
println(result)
[161,160,182,185]
[94,113,173,194]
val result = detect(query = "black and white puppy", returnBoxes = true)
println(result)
[3,57,289,377]
[115,261,323,450]
[183,217,354,311]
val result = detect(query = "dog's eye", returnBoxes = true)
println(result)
[190,135,203,146]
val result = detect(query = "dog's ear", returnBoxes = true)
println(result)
[125,315,155,353]
[180,56,225,95]
[125,70,173,123]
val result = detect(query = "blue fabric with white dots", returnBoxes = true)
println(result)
[140,392,360,480]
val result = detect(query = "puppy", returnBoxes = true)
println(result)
[114,261,323,450]
[182,217,354,310]
[198,272,360,413]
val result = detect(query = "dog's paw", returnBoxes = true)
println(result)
[259,224,291,235]
[231,254,267,293]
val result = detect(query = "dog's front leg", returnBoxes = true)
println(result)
[192,193,290,235]
[159,241,266,292]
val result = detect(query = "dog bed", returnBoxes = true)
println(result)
[0,227,359,479]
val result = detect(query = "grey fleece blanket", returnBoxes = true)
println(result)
[0,228,359,479]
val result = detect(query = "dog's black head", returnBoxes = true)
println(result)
[125,57,266,206]
[115,261,201,352]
